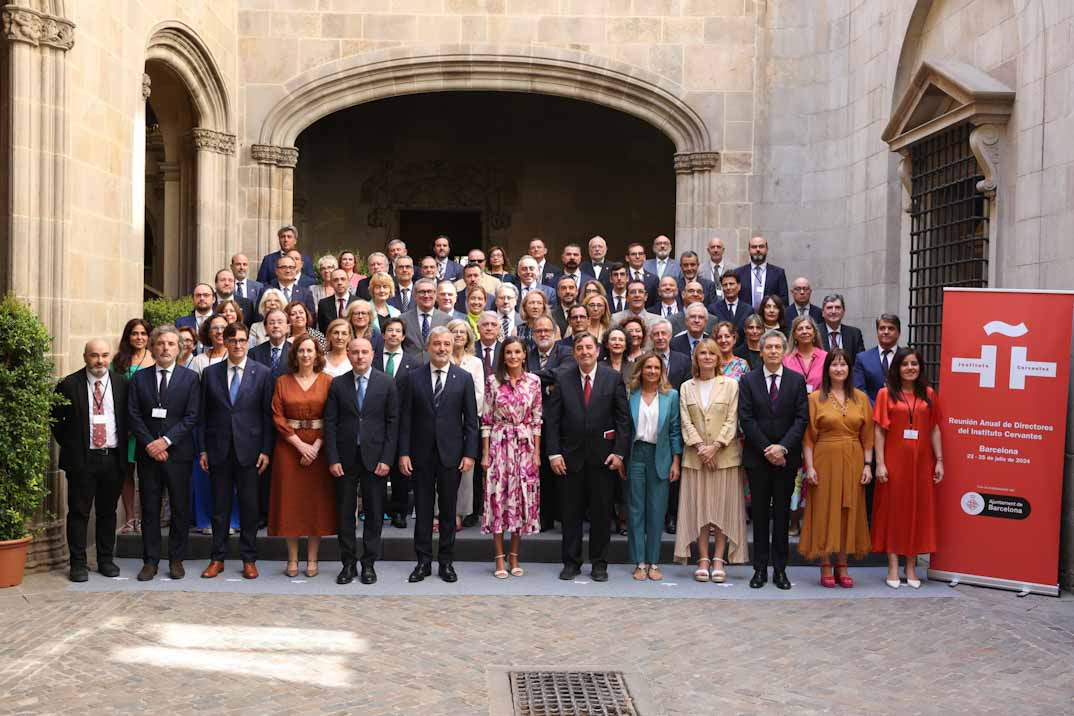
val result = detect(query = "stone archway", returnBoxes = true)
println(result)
[248,49,719,260]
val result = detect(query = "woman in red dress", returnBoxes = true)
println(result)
[872,347,944,589]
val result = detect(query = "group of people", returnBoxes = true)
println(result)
[52,226,943,590]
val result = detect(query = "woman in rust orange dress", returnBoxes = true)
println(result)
[872,347,944,589]
[269,333,337,578]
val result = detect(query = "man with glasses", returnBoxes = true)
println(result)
[399,278,451,354]
[176,283,217,342]
[624,243,658,303]
[558,305,592,352]
[317,268,357,333]
[612,280,661,331]
[388,255,416,312]
[787,276,823,324]
[269,255,316,315]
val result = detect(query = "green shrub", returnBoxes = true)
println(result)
[143,296,193,327]
[0,295,63,541]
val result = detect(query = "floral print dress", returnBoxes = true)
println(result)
[481,373,543,535]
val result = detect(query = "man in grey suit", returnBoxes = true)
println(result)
[643,234,681,280]
[400,277,451,354]
[611,280,662,330]
[669,282,717,336]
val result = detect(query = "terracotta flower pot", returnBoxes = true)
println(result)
[0,536,32,588]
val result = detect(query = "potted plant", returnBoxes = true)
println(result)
[0,295,61,587]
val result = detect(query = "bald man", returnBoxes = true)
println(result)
[52,339,129,582]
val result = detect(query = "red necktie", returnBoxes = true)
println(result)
[769,373,779,405]
[338,298,345,317]
[92,380,106,448]
[583,374,592,407]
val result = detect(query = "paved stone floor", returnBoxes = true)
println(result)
[1,566,1072,715]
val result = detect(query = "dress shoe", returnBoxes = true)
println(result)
[591,564,609,582]
[336,562,357,585]
[749,568,768,589]
[97,561,120,578]
[664,516,677,535]
[201,560,225,579]
[242,562,259,579]
[391,513,407,529]
[360,565,377,585]
[69,565,89,582]
[438,563,458,583]
[408,562,432,583]
[169,560,185,580]
[559,564,580,581]
[462,514,479,529]
[137,563,158,582]
[773,569,792,590]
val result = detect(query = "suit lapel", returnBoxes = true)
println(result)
[235,361,254,404]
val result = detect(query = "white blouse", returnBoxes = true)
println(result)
[696,377,716,410]
[323,355,351,377]
[635,394,659,444]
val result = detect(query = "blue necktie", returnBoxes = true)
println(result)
[270,345,280,371]
[355,375,366,445]
[235,281,244,299]
[229,366,241,405]
[421,313,430,343]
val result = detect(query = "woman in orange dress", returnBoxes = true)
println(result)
[872,347,944,589]
[801,348,874,588]
[269,334,338,578]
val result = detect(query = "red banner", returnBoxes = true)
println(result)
[932,288,1073,595]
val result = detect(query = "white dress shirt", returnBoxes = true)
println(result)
[85,369,117,448]
[635,394,659,443]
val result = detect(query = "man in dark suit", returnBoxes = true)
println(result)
[175,283,216,345]
[387,255,416,312]
[326,337,399,585]
[248,309,291,379]
[269,254,316,315]
[550,243,594,291]
[817,293,865,361]
[557,305,591,352]
[52,339,128,582]
[786,276,824,325]
[734,235,790,310]
[624,243,659,303]
[676,251,718,306]
[214,269,258,328]
[356,252,391,300]
[710,271,755,337]
[373,317,422,529]
[398,327,479,583]
[317,268,358,333]
[670,303,711,357]
[648,275,685,320]
[399,278,452,354]
[231,253,264,309]
[545,332,632,582]
[550,274,580,336]
[256,224,315,284]
[529,237,560,287]
[739,330,809,590]
[580,235,610,289]
[669,283,717,337]
[516,256,557,307]
[198,323,274,581]
[455,262,496,314]
[853,313,901,404]
[432,235,464,282]
[127,325,200,582]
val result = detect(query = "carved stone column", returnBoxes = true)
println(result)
[673,151,721,254]
[189,128,237,282]
[250,144,299,262]
[0,4,75,570]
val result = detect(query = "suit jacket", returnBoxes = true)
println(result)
[676,274,718,305]
[175,312,208,333]
[248,339,291,379]
[454,288,495,314]
[399,307,452,354]
[398,363,480,468]
[474,341,502,377]
[738,367,809,471]
[818,322,865,361]
[580,261,612,288]
[197,360,274,467]
[679,377,741,469]
[127,363,200,463]
[355,275,375,301]
[373,347,424,381]
[670,331,706,357]
[216,296,258,328]
[270,281,317,316]
[544,363,632,469]
[786,302,823,326]
[324,369,399,472]
[538,261,561,287]
[648,299,684,321]
[626,268,659,303]
[643,257,682,281]
[669,311,718,337]
[709,300,755,334]
[655,350,691,391]
[734,263,790,308]
[852,345,895,404]
[234,278,264,310]
[316,292,358,333]
[437,259,464,282]
[518,283,557,308]
[387,283,416,313]
[526,342,573,375]
[628,389,682,478]
[52,369,129,473]
[257,250,315,284]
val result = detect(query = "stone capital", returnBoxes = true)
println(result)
[1,6,74,50]
[189,128,236,156]
[251,143,299,167]
[674,151,721,174]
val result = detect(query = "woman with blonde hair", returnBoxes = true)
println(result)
[583,293,611,342]
[345,299,384,353]
[517,290,556,343]
[310,254,340,305]
[322,318,353,377]
[368,272,401,331]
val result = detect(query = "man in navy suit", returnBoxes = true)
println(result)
[545,333,633,582]
[529,237,560,287]
[398,327,479,583]
[557,305,591,352]
[127,325,200,582]
[670,282,718,337]
[817,293,865,362]
[648,275,685,321]
[580,235,611,289]
[624,243,659,303]
[247,308,290,526]
[739,330,809,591]
[675,251,718,306]
[198,323,274,581]
[231,253,264,309]
[432,235,464,282]
[786,276,824,325]
[269,254,316,315]
[356,252,391,300]
[373,318,422,529]
[710,271,755,338]
[175,283,217,347]
[317,268,358,333]
[326,337,399,585]
[516,256,557,307]
[734,235,790,310]
[643,234,682,280]
[256,224,315,284]
[670,303,711,357]
[475,311,503,374]
[214,269,258,328]
[550,243,594,290]
[52,339,128,581]
[853,313,901,404]
[455,262,496,314]
[387,255,416,313]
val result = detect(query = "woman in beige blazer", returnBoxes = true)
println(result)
[675,338,750,582]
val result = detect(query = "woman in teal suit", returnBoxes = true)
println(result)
[625,352,683,581]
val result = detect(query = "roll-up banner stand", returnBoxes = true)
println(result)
[931,288,1074,596]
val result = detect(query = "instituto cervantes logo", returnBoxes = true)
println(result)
[950,321,1058,389]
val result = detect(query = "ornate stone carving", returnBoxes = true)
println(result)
[277,146,299,168]
[142,73,152,101]
[897,152,912,213]
[359,160,518,230]
[969,123,1002,197]
[1,6,74,50]
[189,127,236,155]
[251,143,298,166]
[674,151,721,174]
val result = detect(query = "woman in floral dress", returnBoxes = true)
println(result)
[481,337,543,579]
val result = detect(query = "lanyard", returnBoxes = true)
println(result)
[794,352,814,377]
[91,374,111,413]
[902,394,920,428]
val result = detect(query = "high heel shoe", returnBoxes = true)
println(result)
[284,560,299,578]
[693,558,711,582]
[820,564,836,588]
[710,557,726,583]
[508,552,524,577]
[493,554,508,579]
[885,576,901,589]
[305,561,319,578]
[835,563,853,588]
[906,575,922,589]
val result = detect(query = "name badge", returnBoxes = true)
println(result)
[903,429,919,440]
[151,408,168,419]
[603,430,616,441]
[91,415,107,425]
[806,385,814,394]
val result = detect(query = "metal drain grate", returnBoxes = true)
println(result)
[510,670,638,715]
